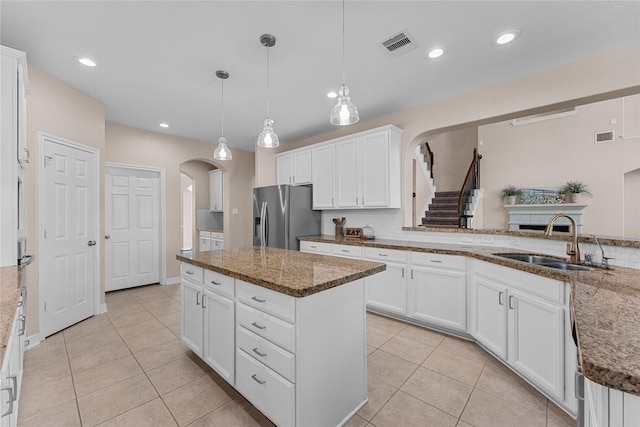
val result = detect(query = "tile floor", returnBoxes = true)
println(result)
[18,283,577,427]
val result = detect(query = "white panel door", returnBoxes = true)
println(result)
[410,266,467,331]
[364,261,407,315]
[361,131,390,207]
[312,144,336,209]
[474,276,508,360]
[105,166,160,291]
[203,289,235,385]
[336,138,360,208]
[41,137,97,337]
[276,155,292,185]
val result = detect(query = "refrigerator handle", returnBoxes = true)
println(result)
[264,203,269,246]
[260,202,267,247]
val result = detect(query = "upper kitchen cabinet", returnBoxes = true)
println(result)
[312,144,336,209]
[209,169,223,212]
[276,149,312,186]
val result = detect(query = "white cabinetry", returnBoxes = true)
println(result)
[409,253,467,332]
[181,264,204,355]
[1,302,25,427]
[363,247,407,315]
[473,260,571,408]
[299,240,331,254]
[209,170,223,212]
[276,149,312,186]
[583,376,640,427]
[199,231,224,252]
[311,144,336,209]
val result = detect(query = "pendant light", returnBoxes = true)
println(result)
[257,34,279,148]
[213,70,232,161]
[330,0,359,126]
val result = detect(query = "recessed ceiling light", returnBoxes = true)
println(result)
[426,47,445,59]
[327,91,338,99]
[159,123,169,128]
[78,57,96,67]
[494,30,520,46]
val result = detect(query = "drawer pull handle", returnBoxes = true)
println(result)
[310,245,317,248]
[251,374,266,385]
[379,253,388,257]
[251,322,266,330]
[341,249,349,253]
[251,296,266,303]
[186,271,195,275]
[210,281,221,286]
[252,347,267,357]
[430,260,443,263]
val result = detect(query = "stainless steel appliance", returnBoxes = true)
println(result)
[253,185,321,250]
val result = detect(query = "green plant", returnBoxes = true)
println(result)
[563,181,592,196]
[500,185,522,201]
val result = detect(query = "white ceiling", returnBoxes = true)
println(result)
[1,1,639,152]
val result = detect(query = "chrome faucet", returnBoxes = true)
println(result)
[544,214,580,264]
[590,235,613,268]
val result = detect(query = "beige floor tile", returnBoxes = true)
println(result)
[344,414,368,427]
[437,337,489,365]
[107,309,155,328]
[380,335,435,365]
[357,376,397,421]
[17,398,80,427]
[367,325,396,348]
[401,367,473,418]
[371,391,457,427]
[153,310,181,326]
[24,332,67,366]
[475,363,547,412]
[63,314,113,341]
[422,347,485,386]
[121,326,178,353]
[164,318,182,337]
[68,339,131,373]
[105,301,144,317]
[115,318,166,339]
[162,375,233,426]
[77,373,158,426]
[145,301,182,317]
[146,355,209,395]
[366,345,376,356]
[21,353,70,389]
[456,421,474,427]
[398,325,447,347]
[65,327,122,355]
[98,398,178,427]
[73,354,142,397]
[133,339,191,371]
[127,284,165,297]
[547,400,577,427]
[187,398,275,427]
[19,374,76,419]
[367,349,418,388]
[460,389,546,427]
[366,313,408,334]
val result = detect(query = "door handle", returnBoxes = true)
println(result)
[202,295,207,309]
[105,235,111,239]
[87,240,97,246]
[498,291,505,305]
[196,291,201,306]
[508,295,516,310]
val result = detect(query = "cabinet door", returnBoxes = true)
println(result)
[293,150,312,185]
[335,138,360,208]
[1,312,20,427]
[410,266,467,331]
[508,289,564,400]
[474,276,507,360]
[199,237,211,252]
[276,155,292,185]
[181,280,203,356]
[312,145,336,209]
[364,261,406,315]
[209,170,223,212]
[203,289,235,385]
[361,132,390,207]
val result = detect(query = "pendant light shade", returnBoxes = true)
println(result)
[331,0,359,126]
[257,34,279,148]
[214,70,232,161]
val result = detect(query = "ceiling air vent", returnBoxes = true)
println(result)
[380,31,416,57]
[595,131,615,144]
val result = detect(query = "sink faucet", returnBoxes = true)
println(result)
[544,214,580,264]
[590,235,613,268]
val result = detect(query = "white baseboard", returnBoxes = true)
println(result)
[98,303,108,314]
[164,276,180,285]
[24,333,41,350]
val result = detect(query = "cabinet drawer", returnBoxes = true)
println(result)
[237,303,295,353]
[181,263,204,284]
[211,232,223,240]
[199,231,212,239]
[237,326,295,382]
[236,348,295,427]
[204,269,234,299]
[332,244,363,258]
[236,280,295,323]
[299,240,331,254]
[410,252,466,271]
[364,247,407,263]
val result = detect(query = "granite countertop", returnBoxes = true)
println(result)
[299,235,640,395]
[0,266,21,362]
[198,228,224,233]
[177,246,385,298]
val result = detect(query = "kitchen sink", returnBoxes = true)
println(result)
[493,253,592,271]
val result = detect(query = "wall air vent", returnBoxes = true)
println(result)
[595,131,615,144]
[380,31,417,57]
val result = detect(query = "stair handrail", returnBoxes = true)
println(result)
[421,142,434,179]
[456,148,482,228]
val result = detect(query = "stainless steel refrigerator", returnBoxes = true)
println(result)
[253,185,321,250]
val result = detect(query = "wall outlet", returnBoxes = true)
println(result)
[481,236,494,244]
[393,231,402,238]
[510,238,520,246]
[461,237,473,243]
[232,208,238,214]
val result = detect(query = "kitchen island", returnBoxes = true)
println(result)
[176,247,385,427]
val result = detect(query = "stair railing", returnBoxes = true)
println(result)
[456,148,482,228]
[420,142,434,179]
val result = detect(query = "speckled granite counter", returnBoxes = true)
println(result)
[299,235,640,395]
[0,266,21,361]
[176,246,385,298]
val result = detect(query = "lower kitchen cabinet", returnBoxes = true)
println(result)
[583,376,640,427]
[1,309,24,427]
[363,247,407,315]
[181,269,204,356]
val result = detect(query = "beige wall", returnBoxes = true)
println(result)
[181,160,215,211]
[25,65,106,336]
[624,169,640,238]
[257,44,640,234]
[105,123,255,280]
[427,127,478,192]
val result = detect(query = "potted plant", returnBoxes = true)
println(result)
[500,186,522,205]
[563,181,592,203]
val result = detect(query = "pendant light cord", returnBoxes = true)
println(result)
[341,0,346,84]
[220,78,224,137]
[266,46,270,118]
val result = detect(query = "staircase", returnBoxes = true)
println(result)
[421,191,461,228]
